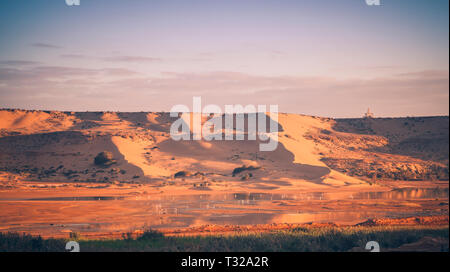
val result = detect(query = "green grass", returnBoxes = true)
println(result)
[0,226,448,252]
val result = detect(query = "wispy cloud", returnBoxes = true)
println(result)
[1,67,447,116]
[60,54,162,63]
[60,54,89,59]
[30,43,62,49]
[0,66,139,83]
[101,56,162,63]
[360,65,402,71]
[0,60,40,66]
[397,70,449,79]
[102,68,141,76]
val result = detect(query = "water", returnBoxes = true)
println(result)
[121,187,449,227]
[0,196,124,201]
[352,187,448,200]
[137,187,449,204]
[0,187,447,233]
[1,187,445,202]
[30,196,125,201]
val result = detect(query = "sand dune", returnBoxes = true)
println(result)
[0,109,447,237]
[112,136,172,178]
[0,110,76,135]
[277,113,329,167]
[0,109,447,186]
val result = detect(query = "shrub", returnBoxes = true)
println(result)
[232,165,260,176]
[174,171,193,178]
[94,151,116,166]
[137,229,164,241]
[241,173,253,180]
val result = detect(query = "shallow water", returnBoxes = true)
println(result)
[114,187,449,227]
[0,196,125,201]
[0,187,447,234]
[1,187,445,202]
[143,187,449,204]
[29,196,125,201]
[353,187,448,200]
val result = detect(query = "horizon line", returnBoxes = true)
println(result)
[1,108,448,120]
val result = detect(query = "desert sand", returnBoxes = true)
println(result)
[0,109,448,238]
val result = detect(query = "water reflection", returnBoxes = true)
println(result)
[29,196,125,201]
[0,187,447,232]
[124,187,449,227]
[2,187,443,203]
[148,187,449,204]
[353,187,449,200]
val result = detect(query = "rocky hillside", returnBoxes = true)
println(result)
[307,117,449,181]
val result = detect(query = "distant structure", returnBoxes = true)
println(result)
[364,108,374,118]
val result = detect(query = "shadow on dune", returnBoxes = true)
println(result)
[0,130,150,183]
[158,112,330,184]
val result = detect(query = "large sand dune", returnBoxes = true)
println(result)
[0,109,448,187]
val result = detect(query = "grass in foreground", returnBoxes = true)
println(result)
[0,226,448,252]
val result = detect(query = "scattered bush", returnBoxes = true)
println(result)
[174,171,192,178]
[137,229,164,241]
[232,165,260,177]
[174,171,204,178]
[241,173,253,180]
[94,151,116,166]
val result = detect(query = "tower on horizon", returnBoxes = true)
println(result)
[364,108,374,118]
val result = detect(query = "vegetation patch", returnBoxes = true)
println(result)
[232,165,261,177]
[174,171,204,178]
[2,226,447,252]
[94,151,116,167]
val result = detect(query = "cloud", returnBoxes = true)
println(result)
[60,54,162,63]
[0,60,41,66]
[102,68,141,76]
[101,56,162,63]
[397,70,449,79]
[0,67,448,116]
[0,66,138,83]
[60,54,89,59]
[360,65,402,71]
[30,43,62,49]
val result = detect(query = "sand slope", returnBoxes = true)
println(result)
[0,110,447,188]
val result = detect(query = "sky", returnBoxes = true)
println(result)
[0,0,448,117]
